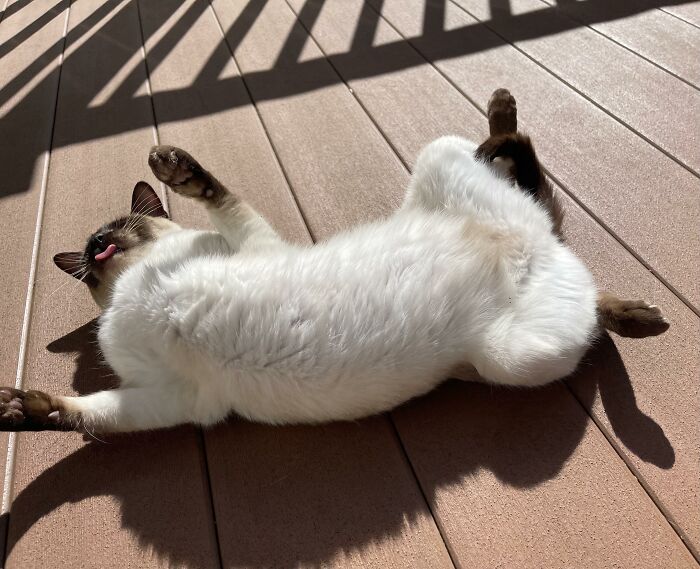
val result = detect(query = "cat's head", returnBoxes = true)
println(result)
[53,182,180,308]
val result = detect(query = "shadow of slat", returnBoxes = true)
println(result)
[1,0,692,200]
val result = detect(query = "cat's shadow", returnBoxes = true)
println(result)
[1,323,674,567]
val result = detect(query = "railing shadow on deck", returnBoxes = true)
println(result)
[1,0,693,199]
[0,0,678,566]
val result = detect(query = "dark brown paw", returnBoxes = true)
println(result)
[0,388,67,431]
[487,88,517,136]
[148,145,218,200]
[598,295,670,339]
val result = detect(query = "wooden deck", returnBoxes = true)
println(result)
[1,0,699,567]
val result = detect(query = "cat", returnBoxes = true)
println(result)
[0,88,668,433]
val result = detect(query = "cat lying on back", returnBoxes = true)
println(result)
[0,89,668,433]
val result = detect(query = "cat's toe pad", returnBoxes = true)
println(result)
[148,145,208,197]
[487,89,517,135]
[0,388,65,431]
[608,300,670,338]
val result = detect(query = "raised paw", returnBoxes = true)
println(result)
[148,145,218,200]
[487,88,517,137]
[0,388,67,431]
[598,295,670,339]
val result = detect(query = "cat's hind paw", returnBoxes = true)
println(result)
[598,295,670,339]
[0,388,68,431]
[487,88,517,136]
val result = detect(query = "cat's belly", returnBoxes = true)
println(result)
[100,210,595,424]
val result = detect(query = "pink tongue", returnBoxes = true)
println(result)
[94,243,117,262]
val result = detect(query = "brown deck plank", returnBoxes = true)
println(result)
[142,1,455,567]
[392,379,697,569]
[284,0,699,562]
[562,190,700,553]
[0,0,68,540]
[451,0,700,173]
[211,0,409,233]
[540,0,700,86]
[243,0,698,566]
[662,2,700,27]
[372,0,700,310]
[4,2,220,567]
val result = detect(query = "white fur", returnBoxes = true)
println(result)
[62,137,598,431]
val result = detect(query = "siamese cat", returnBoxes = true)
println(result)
[0,89,668,433]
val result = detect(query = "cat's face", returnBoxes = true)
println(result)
[54,182,180,308]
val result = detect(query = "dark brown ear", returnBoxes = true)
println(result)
[53,252,87,280]
[131,181,168,218]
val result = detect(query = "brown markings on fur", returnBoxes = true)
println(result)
[473,88,670,344]
[148,145,234,208]
[487,88,518,137]
[0,387,75,431]
[478,88,565,239]
[596,292,670,338]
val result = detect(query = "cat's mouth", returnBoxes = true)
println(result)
[94,243,119,262]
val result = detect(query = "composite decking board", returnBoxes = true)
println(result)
[662,2,700,27]
[539,0,700,87]
[0,0,696,568]
[0,0,68,547]
[561,191,700,553]
[367,0,700,312]
[451,0,700,173]
[391,379,697,569]
[142,1,456,567]
[232,0,699,566]
[293,0,700,556]
[210,0,410,232]
[204,417,456,569]
[296,0,700,556]
[4,2,221,568]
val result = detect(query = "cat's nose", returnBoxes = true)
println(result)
[89,233,106,256]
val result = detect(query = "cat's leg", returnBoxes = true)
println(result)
[403,136,479,211]
[596,293,670,338]
[487,88,518,137]
[148,145,283,253]
[475,89,566,238]
[477,90,669,337]
[0,386,195,433]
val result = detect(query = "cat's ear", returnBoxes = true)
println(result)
[131,181,168,218]
[53,252,87,280]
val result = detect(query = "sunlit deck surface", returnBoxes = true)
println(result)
[1,0,699,567]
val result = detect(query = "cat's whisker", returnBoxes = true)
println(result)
[81,417,108,444]
[45,268,89,299]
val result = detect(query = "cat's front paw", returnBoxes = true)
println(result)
[148,145,218,200]
[0,388,66,431]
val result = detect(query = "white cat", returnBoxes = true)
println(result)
[0,89,667,433]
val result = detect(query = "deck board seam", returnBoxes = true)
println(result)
[207,0,319,243]
[0,0,71,563]
[386,419,460,569]
[564,382,700,563]
[658,7,700,30]
[271,0,496,563]
[134,0,170,214]
[537,0,700,91]
[208,1,459,563]
[134,1,223,566]
[358,1,700,557]
[362,0,700,318]
[445,0,700,179]
[275,0,700,559]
